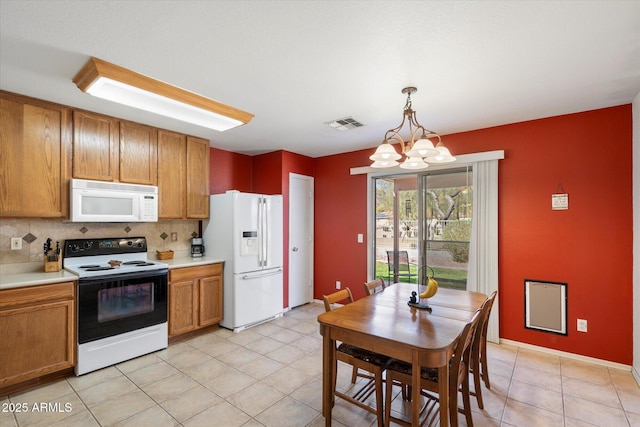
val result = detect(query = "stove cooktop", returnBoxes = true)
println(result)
[63,237,168,278]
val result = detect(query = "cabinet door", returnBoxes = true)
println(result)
[72,110,118,182]
[199,274,223,327]
[186,136,210,218]
[119,121,157,185]
[169,280,197,336]
[0,300,75,388]
[0,92,71,218]
[157,130,186,219]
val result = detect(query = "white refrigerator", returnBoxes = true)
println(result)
[203,191,284,332]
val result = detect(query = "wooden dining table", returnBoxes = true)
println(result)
[317,283,487,427]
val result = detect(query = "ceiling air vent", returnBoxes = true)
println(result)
[324,116,364,131]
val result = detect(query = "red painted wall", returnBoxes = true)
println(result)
[209,147,252,194]
[315,150,370,300]
[313,106,633,364]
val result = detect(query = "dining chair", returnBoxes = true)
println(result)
[363,278,386,295]
[469,290,498,409]
[383,310,481,427]
[322,287,389,427]
[386,250,416,283]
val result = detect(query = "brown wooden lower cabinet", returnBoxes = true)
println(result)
[169,263,223,337]
[0,282,76,389]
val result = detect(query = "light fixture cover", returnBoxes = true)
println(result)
[399,156,429,170]
[369,141,402,161]
[405,137,438,158]
[424,143,456,163]
[371,159,400,168]
[73,57,254,131]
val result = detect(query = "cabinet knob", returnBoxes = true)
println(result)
[292,247,299,252]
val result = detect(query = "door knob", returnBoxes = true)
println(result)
[292,247,299,251]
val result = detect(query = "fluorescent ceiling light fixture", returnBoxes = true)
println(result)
[73,57,254,131]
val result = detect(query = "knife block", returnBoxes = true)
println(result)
[44,253,62,272]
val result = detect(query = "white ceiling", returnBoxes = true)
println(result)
[1,1,639,158]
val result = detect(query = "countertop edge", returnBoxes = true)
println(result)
[0,257,224,290]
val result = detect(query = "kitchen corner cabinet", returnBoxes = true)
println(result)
[168,263,222,337]
[72,110,119,182]
[0,91,71,218]
[0,282,76,389]
[157,132,209,219]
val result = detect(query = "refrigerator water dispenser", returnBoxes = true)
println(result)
[240,231,258,256]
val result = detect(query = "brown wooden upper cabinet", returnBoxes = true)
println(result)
[119,121,158,185]
[157,130,186,219]
[1,91,210,219]
[186,136,210,219]
[157,132,210,219]
[72,110,119,182]
[0,91,71,218]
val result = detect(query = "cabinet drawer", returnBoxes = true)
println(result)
[0,282,76,311]
[170,263,222,282]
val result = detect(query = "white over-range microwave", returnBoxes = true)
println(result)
[70,179,158,222]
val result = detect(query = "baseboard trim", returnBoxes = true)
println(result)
[499,338,632,371]
[632,366,640,386]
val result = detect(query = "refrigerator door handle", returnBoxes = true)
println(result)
[258,197,264,267]
[263,197,268,267]
[241,268,283,280]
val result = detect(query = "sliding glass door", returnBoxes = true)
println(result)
[373,167,472,289]
[420,168,472,290]
[374,176,419,283]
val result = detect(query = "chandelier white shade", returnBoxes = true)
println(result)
[370,87,455,169]
[73,57,254,131]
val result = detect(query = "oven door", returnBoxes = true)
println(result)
[77,269,168,344]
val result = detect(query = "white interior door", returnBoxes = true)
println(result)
[288,173,314,308]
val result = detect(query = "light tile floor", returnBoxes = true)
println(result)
[1,302,638,426]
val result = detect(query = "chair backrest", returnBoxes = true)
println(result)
[451,310,481,386]
[363,278,386,296]
[323,287,354,312]
[386,250,411,272]
[472,291,498,352]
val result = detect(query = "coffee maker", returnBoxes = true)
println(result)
[191,237,205,257]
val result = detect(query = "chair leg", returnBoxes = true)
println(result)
[384,372,394,427]
[472,351,484,409]
[449,378,459,427]
[374,368,384,427]
[351,366,358,384]
[481,340,491,389]
[461,373,473,427]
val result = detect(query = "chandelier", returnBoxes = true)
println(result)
[370,87,455,169]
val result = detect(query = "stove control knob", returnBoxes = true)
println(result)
[127,241,133,246]
[69,244,80,253]
[83,241,93,249]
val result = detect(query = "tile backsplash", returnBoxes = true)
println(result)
[0,219,201,264]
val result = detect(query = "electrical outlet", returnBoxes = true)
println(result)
[10,237,22,250]
[577,319,587,332]
[171,232,177,242]
[336,281,341,289]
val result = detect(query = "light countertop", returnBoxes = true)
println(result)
[0,256,224,290]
